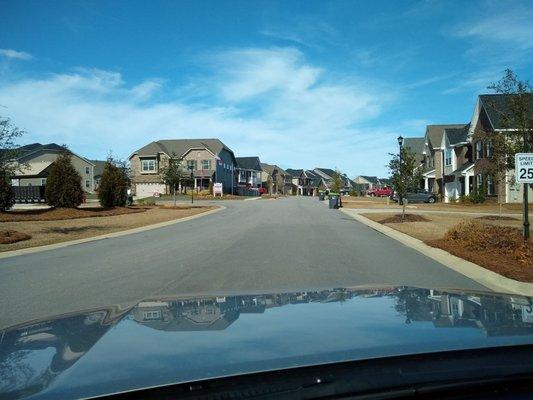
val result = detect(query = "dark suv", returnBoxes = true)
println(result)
[392,189,437,204]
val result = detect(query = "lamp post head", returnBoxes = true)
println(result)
[397,136,404,147]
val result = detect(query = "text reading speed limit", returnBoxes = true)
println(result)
[516,153,533,183]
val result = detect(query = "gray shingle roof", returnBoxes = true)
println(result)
[479,93,533,130]
[91,160,107,177]
[236,156,261,171]
[445,124,470,145]
[358,175,379,184]
[426,124,467,149]
[132,138,235,160]
[313,168,337,179]
[285,168,303,177]
[451,161,474,175]
[403,137,425,153]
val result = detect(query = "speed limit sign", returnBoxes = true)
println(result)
[516,153,533,183]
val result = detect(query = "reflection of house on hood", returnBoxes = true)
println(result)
[0,308,123,399]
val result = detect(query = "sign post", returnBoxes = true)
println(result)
[515,153,533,241]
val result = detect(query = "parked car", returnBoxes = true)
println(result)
[367,187,393,197]
[392,189,437,204]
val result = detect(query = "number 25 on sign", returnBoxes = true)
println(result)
[516,153,533,183]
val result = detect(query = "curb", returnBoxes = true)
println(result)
[0,206,224,260]
[340,208,533,296]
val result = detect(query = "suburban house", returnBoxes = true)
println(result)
[235,156,262,196]
[468,93,533,203]
[91,160,107,190]
[354,175,380,190]
[285,169,303,195]
[421,124,467,197]
[441,124,474,202]
[10,143,95,192]
[403,137,426,168]
[313,168,357,194]
[296,170,326,196]
[260,163,291,194]
[129,138,237,198]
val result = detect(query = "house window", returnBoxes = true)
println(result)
[487,175,495,195]
[445,149,452,166]
[85,180,90,188]
[201,159,211,170]
[41,178,46,185]
[475,141,483,159]
[187,160,197,170]
[476,174,483,189]
[141,159,156,172]
[485,141,492,157]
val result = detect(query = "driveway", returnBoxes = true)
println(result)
[0,196,486,328]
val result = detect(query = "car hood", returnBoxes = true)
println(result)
[1,286,533,400]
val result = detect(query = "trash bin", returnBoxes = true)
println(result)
[329,195,339,209]
[319,193,325,201]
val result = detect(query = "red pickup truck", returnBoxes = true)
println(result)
[367,187,393,197]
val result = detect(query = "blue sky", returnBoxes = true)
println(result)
[0,0,531,177]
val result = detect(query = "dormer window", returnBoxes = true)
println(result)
[141,159,156,172]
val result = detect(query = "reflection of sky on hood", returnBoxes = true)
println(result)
[0,348,54,393]
[40,295,533,399]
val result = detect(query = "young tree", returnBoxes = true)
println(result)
[388,147,422,221]
[45,149,85,208]
[330,169,344,193]
[0,117,26,210]
[98,156,130,208]
[159,153,184,206]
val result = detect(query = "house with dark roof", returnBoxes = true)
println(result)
[129,138,237,197]
[354,175,380,190]
[467,93,533,203]
[421,124,468,197]
[10,143,96,192]
[91,160,107,190]
[285,169,303,195]
[260,163,293,195]
[235,156,262,195]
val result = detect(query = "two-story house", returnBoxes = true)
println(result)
[468,93,533,203]
[422,124,468,197]
[129,138,237,198]
[235,156,262,195]
[285,169,303,195]
[260,163,290,194]
[354,176,380,191]
[10,143,95,192]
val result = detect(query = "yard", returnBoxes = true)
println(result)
[361,211,532,282]
[0,205,217,252]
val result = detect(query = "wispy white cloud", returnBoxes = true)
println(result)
[0,47,397,176]
[0,49,33,60]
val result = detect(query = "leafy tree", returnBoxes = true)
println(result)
[330,169,344,193]
[98,156,130,207]
[0,117,26,210]
[45,149,85,208]
[159,153,184,206]
[388,147,422,221]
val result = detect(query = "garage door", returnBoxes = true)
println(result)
[135,183,166,199]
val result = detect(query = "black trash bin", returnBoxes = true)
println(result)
[329,195,339,209]
[319,192,325,201]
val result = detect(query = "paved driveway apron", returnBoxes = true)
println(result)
[0,197,486,328]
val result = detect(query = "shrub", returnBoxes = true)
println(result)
[45,151,85,208]
[98,162,129,207]
[137,197,156,206]
[0,174,15,211]
[349,188,358,197]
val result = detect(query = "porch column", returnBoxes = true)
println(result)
[464,176,470,196]
[424,177,429,191]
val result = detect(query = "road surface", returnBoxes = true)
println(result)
[0,196,485,328]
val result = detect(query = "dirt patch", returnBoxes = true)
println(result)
[378,214,431,224]
[427,220,533,282]
[0,207,146,222]
[476,215,518,221]
[0,230,32,244]
[0,206,217,252]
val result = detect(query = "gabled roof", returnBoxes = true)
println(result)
[236,156,261,171]
[261,163,277,174]
[285,168,303,177]
[478,93,533,130]
[426,124,467,149]
[357,175,379,184]
[131,139,235,162]
[313,168,337,179]
[15,143,94,165]
[445,124,470,146]
[403,137,425,154]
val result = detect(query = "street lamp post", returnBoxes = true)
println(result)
[397,136,404,218]
[397,135,404,188]
[189,165,194,204]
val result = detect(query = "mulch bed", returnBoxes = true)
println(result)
[0,230,32,244]
[0,207,147,222]
[476,215,518,221]
[427,220,533,282]
[379,214,431,224]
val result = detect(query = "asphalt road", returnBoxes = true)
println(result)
[0,196,486,328]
